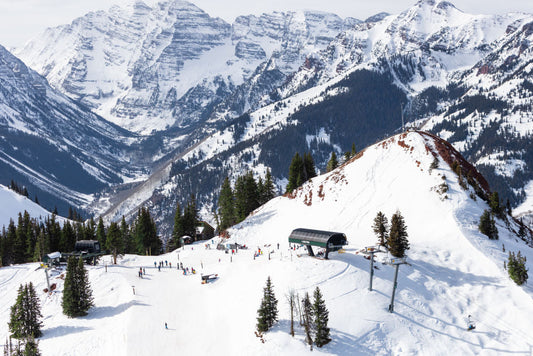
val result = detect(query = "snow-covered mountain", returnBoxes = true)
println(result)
[0,44,144,214]
[279,0,531,97]
[5,0,533,235]
[419,19,533,211]
[1,131,532,355]
[15,0,358,134]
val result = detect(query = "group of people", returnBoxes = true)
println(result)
[154,260,174,271]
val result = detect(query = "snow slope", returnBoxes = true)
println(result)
[1,131,532,355]
[0,184,61,228]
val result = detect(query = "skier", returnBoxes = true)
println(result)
[467,315,476,331]
[154,261,156,268]
[165,322,168,329]
[158,265,161,272]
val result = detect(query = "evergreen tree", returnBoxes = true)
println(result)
[508,251,528,285]
[8,282,42,339]
[351,143,357,157]
[326,152,338,173]
[262,169,277,203]
[62,257,94,317]
[3,220,16,265]
[303,152,317,181]
[286,153,304,193]
[488,191,507,220]
[388,211,410,258]
[133,208,160,255]
[4,220,17,265]
[13,214,27,264]
[76,257,94,315]
[84,218,96,241]
[169,203,184,250]
[302,292,313,350]
[95,218,106,249]
[479,209,499,240]
[183,195,198,240]
[372,211,389,247]
[120,216,132,254]
[21,335,40,356]
[243,172,260,216]
[59,221,76,253]
[312,287,331,347]
[106,222,123,264]
[256,276,278,333]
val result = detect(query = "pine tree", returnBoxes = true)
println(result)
[84,217,96,241]
[169,203,184,250]
[256,276,278,333]
[95,218,106,249]
[508,251,528,285]
[303,152,317,181]
[133,208,160,255]
[326,152,338,173]
[302,292,313,350]
[106,222,123,264]
[76,257,94,315]
[21,335,41,356]
[286,153,304,193]
[372,211,389,247]
[351,143,357,157]
[479,209,498,240]
[183,195,198,240]
[120,216,132,254]
[9,283,42,339]
[62,257,93,317]
[59,221,76,253]
[14,214,27,264]
[388,211,410,258]
[312,287,331,347]
[262,169,276,203]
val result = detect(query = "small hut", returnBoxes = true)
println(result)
[288,228,347,259]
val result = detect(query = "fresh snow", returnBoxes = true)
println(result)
[0,184,62,228]
[1,131,532,355]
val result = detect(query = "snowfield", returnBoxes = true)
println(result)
[1,131,533,355]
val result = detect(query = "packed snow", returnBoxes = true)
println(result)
[1,131,532,355]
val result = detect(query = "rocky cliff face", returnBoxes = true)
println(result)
[278,0,531,97]
[0,44,142,213]
[16,0,358,134]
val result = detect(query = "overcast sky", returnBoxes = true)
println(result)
[0,0,531,48]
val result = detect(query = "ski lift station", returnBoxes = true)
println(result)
[288,228,347,259]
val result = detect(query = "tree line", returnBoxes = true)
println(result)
[167,194,214,251]
[0,207,166,267]
[217,170,277,231]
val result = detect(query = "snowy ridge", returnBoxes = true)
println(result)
[279,0,532,97]
[1,131,532,355]
[0,184,63,228]
[15,0,358,134]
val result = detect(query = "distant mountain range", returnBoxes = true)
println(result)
[1,0,532,236]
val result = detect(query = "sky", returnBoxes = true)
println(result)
[0,0,531,48]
